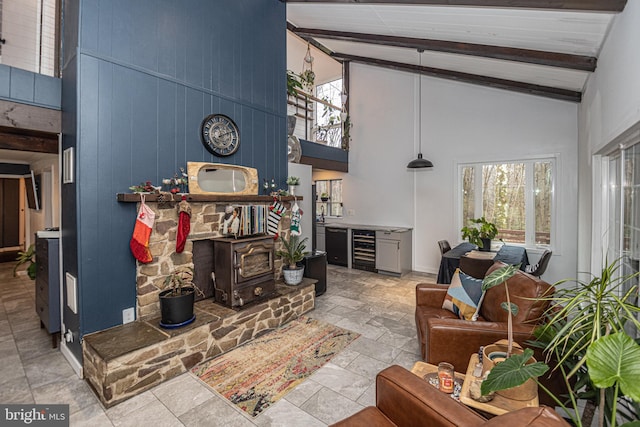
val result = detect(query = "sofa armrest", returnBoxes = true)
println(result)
[416,283,448,308]
[426,318,537,373]
[375,365,486,427]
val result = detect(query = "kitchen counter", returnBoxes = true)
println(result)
[319,223,412,233]
[316,223,412,275]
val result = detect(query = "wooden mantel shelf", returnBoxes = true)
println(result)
[116,193,302,203]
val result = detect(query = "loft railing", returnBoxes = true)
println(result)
[287,88,345,149]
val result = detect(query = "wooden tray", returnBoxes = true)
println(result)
[460,354,539,416]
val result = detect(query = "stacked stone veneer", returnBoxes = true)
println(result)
[137,200,291,319]
[83,282,315,408]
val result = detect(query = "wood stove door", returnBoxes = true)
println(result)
[234,239,274,284]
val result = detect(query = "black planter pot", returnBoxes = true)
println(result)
[479,238,492,252]
[159,287,195,326]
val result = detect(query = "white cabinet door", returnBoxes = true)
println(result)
[376,238,400,273]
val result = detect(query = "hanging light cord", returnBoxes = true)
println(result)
[406,48,433,168]
[418,49,422,155]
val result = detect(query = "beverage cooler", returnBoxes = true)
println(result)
[352,229,377,272]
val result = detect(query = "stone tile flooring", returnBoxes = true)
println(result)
[1,262,436,426]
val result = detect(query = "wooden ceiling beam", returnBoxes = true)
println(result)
[0,126,58,154]
[287,22,339,60]
[284,0,626,13]
[332,52,581,102]
[292,27,596,71]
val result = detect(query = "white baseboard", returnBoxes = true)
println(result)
[60,341,83,378]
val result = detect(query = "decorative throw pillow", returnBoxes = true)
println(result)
[442,269,485,321]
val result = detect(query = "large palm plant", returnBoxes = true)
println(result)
[483,257,640,427]
[536,258,640,427]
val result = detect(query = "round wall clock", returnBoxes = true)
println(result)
[200,114,240,156]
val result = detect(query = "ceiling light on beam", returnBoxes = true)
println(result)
[407,49,433,170]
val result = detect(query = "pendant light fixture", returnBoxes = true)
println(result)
[407,49,433,169]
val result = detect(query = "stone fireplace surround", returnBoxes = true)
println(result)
[82,195,315,408]
[124,194,299,319]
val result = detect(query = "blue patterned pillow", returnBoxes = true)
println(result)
[442,269,484,320]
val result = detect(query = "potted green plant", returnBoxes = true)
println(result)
[320,192,329,202]
[461,217,498,251]
[158,267,204,327]
[276,234,309,285]
[286,176,300,196]
[13,244,36,280]
[478,264,549,401]
[287,70,303,97]
[299,69,315,93]
[482,257,640,427]
[286,70,303,136]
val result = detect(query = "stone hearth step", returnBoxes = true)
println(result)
[83,279,316,408]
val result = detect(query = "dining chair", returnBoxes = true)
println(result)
[459,255,494,279]
[525,249,552,277]
[438,240,451,255]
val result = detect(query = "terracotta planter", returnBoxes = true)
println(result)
[482,340,538,401]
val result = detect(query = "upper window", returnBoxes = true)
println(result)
[459,159,554,247]
[316,179,343,217]
[314,79,343,148]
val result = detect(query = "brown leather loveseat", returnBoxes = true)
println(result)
[331,365,570,427]
[415,262,561,405]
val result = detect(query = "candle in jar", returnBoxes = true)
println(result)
[438,362,455,393]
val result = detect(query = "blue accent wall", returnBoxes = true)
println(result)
[0,64,61,109]
[62,0,287,360]
[300,139,349,163]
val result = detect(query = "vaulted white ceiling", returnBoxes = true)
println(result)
[286,1,624,102]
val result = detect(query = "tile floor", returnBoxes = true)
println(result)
[0,262,436,426]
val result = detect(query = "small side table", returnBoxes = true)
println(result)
[410,361,466,400]
[459,354,539,416]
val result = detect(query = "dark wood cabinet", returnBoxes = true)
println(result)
[35,236,60,347]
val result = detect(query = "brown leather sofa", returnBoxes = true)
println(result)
[330,365,570,427]
[415,261,561,406]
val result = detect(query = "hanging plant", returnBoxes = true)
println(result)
[299,69,315,91]
[286,70,303,97]
[342,114,352,151]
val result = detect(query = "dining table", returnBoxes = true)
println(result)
[436,242,529,284]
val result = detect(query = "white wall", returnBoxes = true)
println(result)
[581,1,640,156]
[288,162,313,248]
[327,62,578,284]
[286,32,342,85]
[578,0,640,274]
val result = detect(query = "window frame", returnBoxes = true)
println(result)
[315,178,343,218]
[456,155,557,250]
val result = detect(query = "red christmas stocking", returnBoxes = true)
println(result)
[130,196,155,263]
[176,196,191,253]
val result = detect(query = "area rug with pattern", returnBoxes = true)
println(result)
[190,316,360,417]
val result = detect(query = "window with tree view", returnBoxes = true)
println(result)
[316,179,343,217]
[314,79,343,147]
[460,160,554,246]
